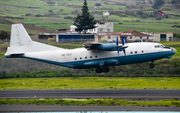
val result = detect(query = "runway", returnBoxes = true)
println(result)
[0,89,180,111]
[0,105,180,112]
[0,89,180,100]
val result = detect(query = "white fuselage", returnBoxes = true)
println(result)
[11,42,175,69]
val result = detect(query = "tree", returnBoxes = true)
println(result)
[0,31,10,39]
[74,0,96,34]
[137,11,143,15]
[152,0,165,9]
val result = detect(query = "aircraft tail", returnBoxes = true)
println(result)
[5,22,64,57]
[10,22,32,47]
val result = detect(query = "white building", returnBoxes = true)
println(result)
[103,11,110,16]
[70,22,113,34]
[106,32,124,42]
[154,32,173,42]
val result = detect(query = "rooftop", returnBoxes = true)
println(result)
[124,30,154,37]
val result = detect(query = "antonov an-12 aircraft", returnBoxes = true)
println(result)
[5,22,177,73]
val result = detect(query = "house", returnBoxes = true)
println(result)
[95,22,113,33]
[70,22,114,34]
[103,11,110,16]
[123,30,154,41]
[106,32,124,42]
[158,13,165,17]
[154,32,173,41]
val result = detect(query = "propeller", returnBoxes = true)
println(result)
[116,36,119,55]
[117,35,128,56]
[121,36,127,56]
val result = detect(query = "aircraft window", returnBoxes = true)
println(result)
[131,52,133,54]
[161,45,165,47]
[155,45,160,48]
[155,45,164,48]
[135,51,137,54]
[142,51,144,53]
[80,57,82,59]
[85,57,87,59]
[90,56,92,58]
[95,55,97,58]
[75,58,77,60]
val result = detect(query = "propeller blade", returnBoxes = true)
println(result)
[125,37,127,43]
[116,36,119,55]
[116,36,118,45]
[121,37,125,45]
[123,48,126,56]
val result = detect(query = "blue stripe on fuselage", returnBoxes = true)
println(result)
[5,51,174,69]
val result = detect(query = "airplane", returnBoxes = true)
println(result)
[5,22,177,73]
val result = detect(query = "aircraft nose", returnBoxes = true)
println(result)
[172,48,177,53]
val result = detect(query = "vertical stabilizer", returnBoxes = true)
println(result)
[5,22,64,57]
[10,22,32,47]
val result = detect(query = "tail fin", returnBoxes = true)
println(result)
[5,22,64,57]
[10,22,32,47]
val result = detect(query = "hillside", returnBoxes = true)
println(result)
[0,0,180,34]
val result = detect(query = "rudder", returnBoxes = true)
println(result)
[10,22,32,47]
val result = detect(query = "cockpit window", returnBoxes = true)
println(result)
[155,44,164,48]
[154,44,170,49]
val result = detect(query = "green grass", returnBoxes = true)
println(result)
[0,53,4,58]
[0,98,179,107]
[0,77,179,90]
[0,0,180,33]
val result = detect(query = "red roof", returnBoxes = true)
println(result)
[124,30,153,37]
[158,13,165,17]
[12,22,22,24]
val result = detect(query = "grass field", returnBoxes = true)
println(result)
[0,98,179,107]
[0,0,180,33]
[0,77,179,90]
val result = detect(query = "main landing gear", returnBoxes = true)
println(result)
[96,67,109,73]
[149,61,155,69]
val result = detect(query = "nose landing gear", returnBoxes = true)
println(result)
[96,67,109,73]
[149,61,155,69]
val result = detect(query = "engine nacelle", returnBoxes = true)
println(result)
[95,43,117,51]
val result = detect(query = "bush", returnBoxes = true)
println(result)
[0,31,10,39]
[156,17,161,20]
[35,14,43,17]
[95,3,101,6]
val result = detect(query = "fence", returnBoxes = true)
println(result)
[172,38,180,41]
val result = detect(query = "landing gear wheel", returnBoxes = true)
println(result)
[149,64,154,69]
[96,68,102,73]
[102,67,109,72]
